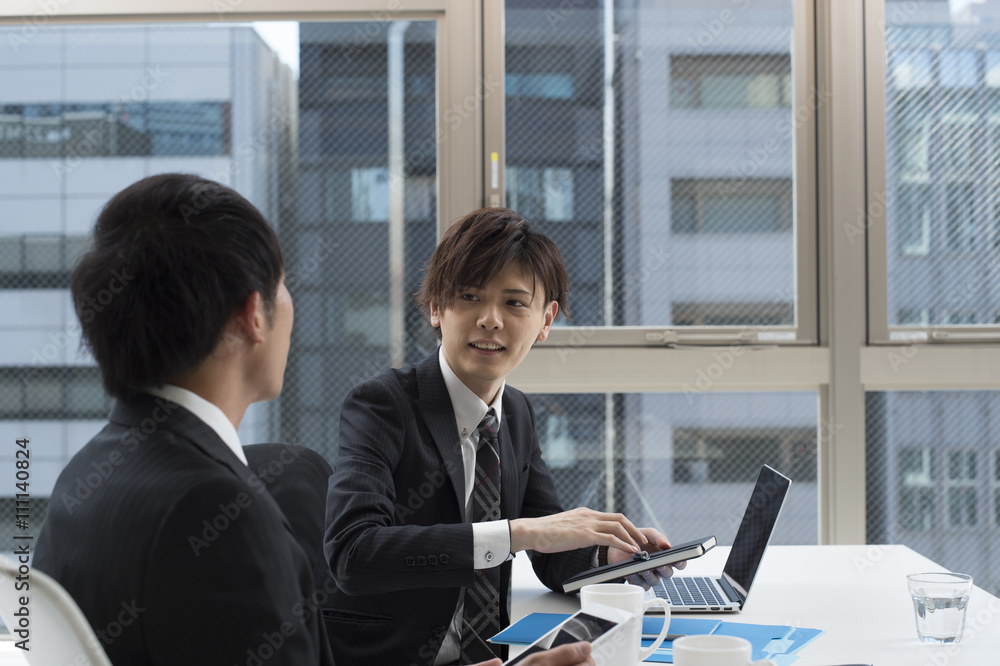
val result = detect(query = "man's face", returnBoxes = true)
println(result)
[430,263,557,403]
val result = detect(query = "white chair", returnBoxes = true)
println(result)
[0,555,112,666]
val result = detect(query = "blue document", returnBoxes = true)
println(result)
[491,613,721,646]
[490,612,823,665]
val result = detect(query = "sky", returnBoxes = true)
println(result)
[252,21,300,78]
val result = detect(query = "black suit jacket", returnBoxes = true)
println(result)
[324,352,593,666]
[35,395,334,666]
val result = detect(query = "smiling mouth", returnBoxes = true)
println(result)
[470,342,505,351]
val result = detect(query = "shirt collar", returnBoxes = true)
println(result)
[438,345,504,441]
[144,384,247,465]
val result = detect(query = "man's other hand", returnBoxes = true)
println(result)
[607,527,688,590]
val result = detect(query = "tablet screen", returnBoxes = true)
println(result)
[504,613,618,665]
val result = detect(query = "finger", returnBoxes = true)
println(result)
[624,573,651,590]
[656,564,675,579]
[639,568,660,586]
[640,528,671,550]
[542,642,592,665]
[674,559,688,570]
[612,513,648,545]
[596,518,643,552]
[606,534,642,555]
[472,660,502,666]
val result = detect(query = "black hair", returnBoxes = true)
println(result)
[71,173,284,401]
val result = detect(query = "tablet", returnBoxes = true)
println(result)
[502,603,633,666]
[561,535,717,593]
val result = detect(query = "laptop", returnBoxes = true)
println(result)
[644,464,791,613]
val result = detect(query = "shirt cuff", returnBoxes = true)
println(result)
[472,520,511,569]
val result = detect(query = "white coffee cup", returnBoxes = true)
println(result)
[672,635,777,666]
[580,583,671,665]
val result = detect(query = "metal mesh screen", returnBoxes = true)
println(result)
[505,0,798,328]
[0,20,439,546]
[534,391,818,546]
[288,20,438,461]
[885,0,1000,327]
[867,391,1000,597]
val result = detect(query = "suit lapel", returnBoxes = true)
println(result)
[415,354,468,517]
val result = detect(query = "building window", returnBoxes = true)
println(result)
[898,308,931,326]
[671,179,792,234]
[947,311,977,325]
[0,235,90,288]
[945,183,976,252]
[506,167,574,222]
[940,50,978,88]
[946,449,978,528]
[899,447,934,531]
[987,51,1000,88]
[897,184,931,256]
[0,102,229,159]
[897,113,931,178]
[350,167,390,222]
[672,428,815,484]
[506,73,574,100]
[670,55,791,109]
[892,50,933,88]
[672,302,793,327]
[0,367,111,419]
[940,99,977,176]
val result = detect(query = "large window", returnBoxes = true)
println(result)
[3,0,1000,605]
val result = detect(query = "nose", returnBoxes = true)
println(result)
[478,302,502,330]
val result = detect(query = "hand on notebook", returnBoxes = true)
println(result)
[475,642,594,666]
[608,528,687,589]
[510,507,647,555]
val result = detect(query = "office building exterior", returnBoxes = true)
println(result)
[0,24,294,542]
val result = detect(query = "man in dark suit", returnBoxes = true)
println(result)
[324,208,681,666]
[34,174,332,665]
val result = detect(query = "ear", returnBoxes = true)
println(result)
[429,300,442,329]
[233,291,267,346]
[535,301,558,342]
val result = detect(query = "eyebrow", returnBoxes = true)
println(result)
[458,285,533,297]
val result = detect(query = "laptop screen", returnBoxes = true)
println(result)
[722,465,791,601]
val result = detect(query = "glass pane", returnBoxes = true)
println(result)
[505,1,798,327]
[867,391,1000,596]
[0,20,437,526]
[534,392,818,546]
[885,1,1000,327]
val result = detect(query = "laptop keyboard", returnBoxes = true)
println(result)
[654,576,727,607]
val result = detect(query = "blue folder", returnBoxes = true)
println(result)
[491,612,824,663]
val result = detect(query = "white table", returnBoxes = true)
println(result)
[511,545,1000,665]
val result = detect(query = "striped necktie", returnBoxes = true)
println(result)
[460,409,502,662]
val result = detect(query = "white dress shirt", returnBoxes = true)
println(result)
[435,345,512,664]
[145,384,247,465]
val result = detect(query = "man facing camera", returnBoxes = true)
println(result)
[34,174,333,665]
[324,208,680,666]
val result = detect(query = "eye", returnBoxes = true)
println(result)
[508,299,526,308]
[461,293,479,302]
